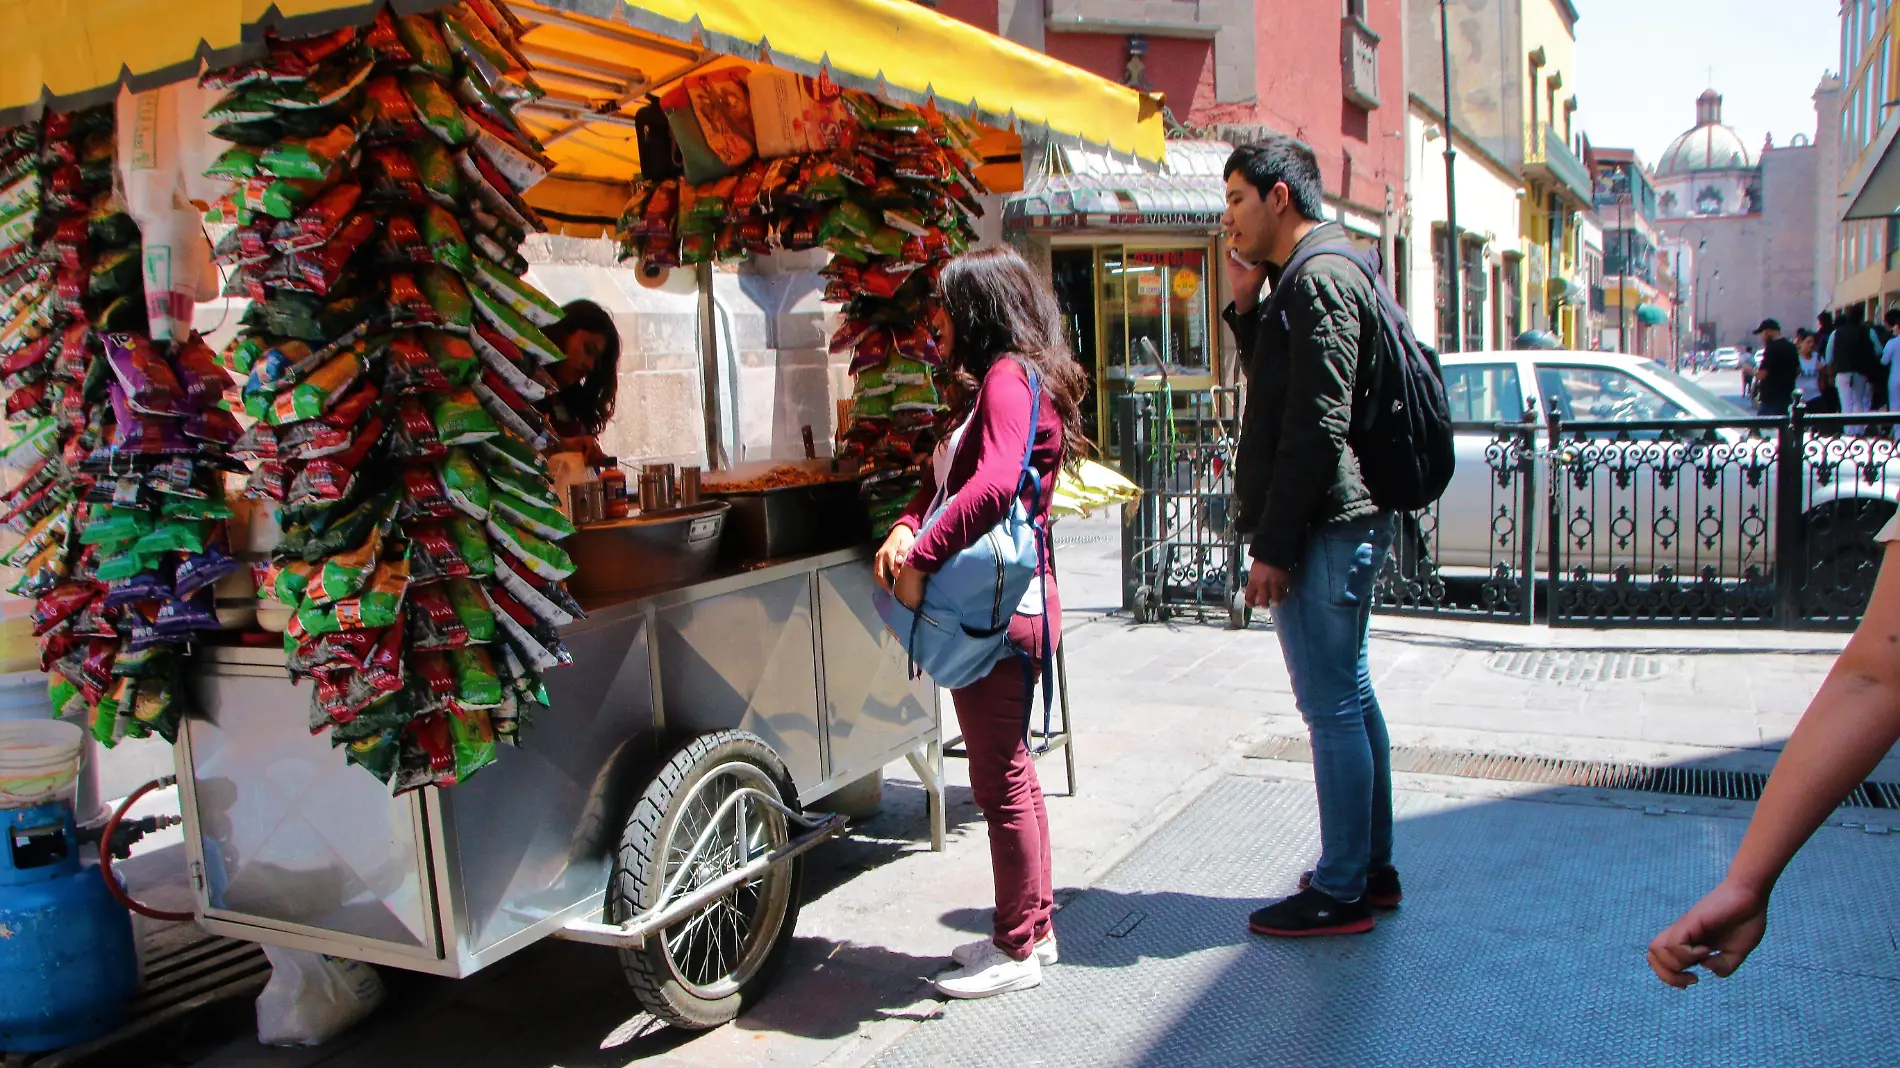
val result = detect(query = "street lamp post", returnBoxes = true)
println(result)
[1615,170,1627,354]
[1438,0,1461,352]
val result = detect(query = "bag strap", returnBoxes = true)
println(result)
[1008,368,1059,749]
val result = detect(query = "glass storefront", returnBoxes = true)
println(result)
[1051,240,1220,456]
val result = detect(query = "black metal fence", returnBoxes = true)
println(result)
[1118,390,1900,630]
[1118,390,1249,627]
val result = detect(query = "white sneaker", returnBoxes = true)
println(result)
[933,941,1042,1000]
[951,932,1058,968]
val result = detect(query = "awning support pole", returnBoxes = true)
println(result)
[697,261,727,471]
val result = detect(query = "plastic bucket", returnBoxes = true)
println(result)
[0,719,84,809]
[0,669,52,722]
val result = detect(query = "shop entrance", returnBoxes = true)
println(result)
[1049,241,1218,458]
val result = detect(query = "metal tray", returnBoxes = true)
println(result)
[704,478,868,562]
[563,501,730,598]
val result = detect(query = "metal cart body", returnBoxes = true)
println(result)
[174,548,941,978]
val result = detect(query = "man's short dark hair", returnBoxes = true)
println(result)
[1224,137,1326,222]
[1884,307,1900,328]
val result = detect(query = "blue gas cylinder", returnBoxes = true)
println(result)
[0,802,139,1053]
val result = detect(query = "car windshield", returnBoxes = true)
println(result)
[1645,365,1754,419]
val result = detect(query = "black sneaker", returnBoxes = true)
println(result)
[1298,865,1403,909]
[1248,887,1375,937]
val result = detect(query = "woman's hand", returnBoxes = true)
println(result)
[893,566,927,610]
[875,525,917,593]
[1647,879,1770,988]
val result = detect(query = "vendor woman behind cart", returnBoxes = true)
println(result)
[875,247,1088,1001]
[541,299,621,462]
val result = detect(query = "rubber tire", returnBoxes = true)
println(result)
[1132,585,1157,624]
[610,730,804,1030]
[1227,589,1251,630]
[1802,498,1896,615]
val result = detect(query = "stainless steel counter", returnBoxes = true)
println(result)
[176,548,941,977]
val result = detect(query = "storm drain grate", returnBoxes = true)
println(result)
[1483,650,1674,685]
[1246,736,1900,810]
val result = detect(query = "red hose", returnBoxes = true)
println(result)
[99,777,195,923]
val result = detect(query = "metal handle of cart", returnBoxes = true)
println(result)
[555,794,849,950]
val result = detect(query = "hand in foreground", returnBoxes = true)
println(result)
[1647,880,1769,989]
[1244,560,1291,609]
[875,526,917,593]
[893,566,927,610]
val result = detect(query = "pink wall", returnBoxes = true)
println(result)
[1039,3,1406,217]
[1042,32,1217,125]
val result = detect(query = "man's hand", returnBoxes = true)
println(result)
[1225,247,1271,314]
[894,566,927,611]
[1646,880,1770,989]
[1244,560,1292,609]
[874,525,917,593]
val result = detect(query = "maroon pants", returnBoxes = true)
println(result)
[951,586,1060,961]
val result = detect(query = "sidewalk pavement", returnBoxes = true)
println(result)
[150,513,1855,1068]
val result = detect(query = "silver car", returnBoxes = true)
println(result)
[1428,351,1899,588]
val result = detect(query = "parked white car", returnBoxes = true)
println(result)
[1428,351,1898,589]
[1711,348,1740,370]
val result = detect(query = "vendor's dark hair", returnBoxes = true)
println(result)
[937,246,1091,472]
[1224,137,1325,221]
[544,299,620,436]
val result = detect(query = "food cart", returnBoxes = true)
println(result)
[0,0,1162,1032]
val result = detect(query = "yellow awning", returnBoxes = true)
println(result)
[0,0,1163,164]
[0,0,405,122]
[579,0,1164,163]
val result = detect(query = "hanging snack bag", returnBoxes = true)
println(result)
[404,75,475,146]
[470,258,560,326]
[659,85,731,184]
[475,428,545,477]
[260,125,359,182]
[486,516,574,580]
[402,463,456,521]
[392,395,448,460]
[411,133,465,210]
[406,582,469,650]
[471,286,559,364]
[439,448,490,520]
[385,332,453,394]
[471,327,545,401]
[428,388,500,445]
[490,486,573,541]
[396,13,456,78]
[419,266,476,332]
[295,554,410,637]
[446,579,498,643]
[684,69,756,171]
[446,516,496,577]
[494,553,577,627]
[357,74,424,142]
[363,145,426,202]
[267,344,364,425]
[421,204,473,277]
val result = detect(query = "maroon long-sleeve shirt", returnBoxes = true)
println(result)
[894,357,1061,579]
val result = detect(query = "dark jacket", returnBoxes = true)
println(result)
[1221,222,1381,570]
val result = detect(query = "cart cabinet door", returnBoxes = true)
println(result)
[182,669,440,960]
[816,561,938,790]
[656,573,824,796]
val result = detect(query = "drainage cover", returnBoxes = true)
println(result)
[1245,736,1900,810]
[1483,649,1673,685]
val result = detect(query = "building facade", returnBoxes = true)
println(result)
[1593,149,1674,361]
[1651,89,1826,350]
[1835,0,1898,318]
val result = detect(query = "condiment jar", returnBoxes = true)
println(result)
[599,457,630,519]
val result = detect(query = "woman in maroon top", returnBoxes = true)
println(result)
[875,247,1090,1000]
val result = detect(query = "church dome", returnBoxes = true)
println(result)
[1657,90,1754,174]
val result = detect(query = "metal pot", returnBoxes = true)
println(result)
[564,501,731,599]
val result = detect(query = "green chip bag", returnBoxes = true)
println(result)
[440,448,491,520]
[486,516,575,580]
[470,285,560,364]
[475,430,546,477]
[450,646,503,707]
[411,136,464,206]
[132,519,211,556]
[491,487,575,541]
[403,74,475,146]
[484,463,560,510]
[447,516,496,578]
[81,506,153,546]
[396,13,456,78]
[418,266,475,333]
[428,388,500,446]
[421,204,474,277]
[447,578,497,643]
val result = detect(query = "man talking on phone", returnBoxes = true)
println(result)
[1220,136,1398,937]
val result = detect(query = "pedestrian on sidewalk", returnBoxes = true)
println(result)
[1880,308,1900,417]
[1750,319,1800,417]
[875,246,1088,1000]
[1220,136,1400,938]
[1826,305,1881,431]
[1648,514,1900,988]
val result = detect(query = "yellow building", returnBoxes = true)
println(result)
[1518,0,1594,347]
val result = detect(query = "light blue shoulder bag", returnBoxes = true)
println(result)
[874,369,1053,697]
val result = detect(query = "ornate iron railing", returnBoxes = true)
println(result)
[1119,393,1900,630]
[1117,391,1247,626]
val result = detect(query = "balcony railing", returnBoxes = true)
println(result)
[1525,123,1592,205]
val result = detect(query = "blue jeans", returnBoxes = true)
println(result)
[1269,513,1395,902]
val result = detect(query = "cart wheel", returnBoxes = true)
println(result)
[609,730,803,1030]
[1227,589,1251,630]
[1133,585,1156,624]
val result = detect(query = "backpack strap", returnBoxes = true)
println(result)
[1006,368,1059,750]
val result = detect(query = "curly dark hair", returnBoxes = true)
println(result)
[937,247,1092,473]
[542,299,621,436]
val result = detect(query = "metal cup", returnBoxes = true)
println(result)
[569,482,604,526]
[639,472,667,512]
[679,466,702,505]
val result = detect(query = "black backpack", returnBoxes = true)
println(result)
[1836,325,1883,379]
[1265,240,1457,513]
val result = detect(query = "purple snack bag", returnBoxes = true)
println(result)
[174,530,242,599]
[103,333,189,417]
[104,565,176,609]
[154,588,219,637]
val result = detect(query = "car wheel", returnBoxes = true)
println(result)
[1802,498,1895,619]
